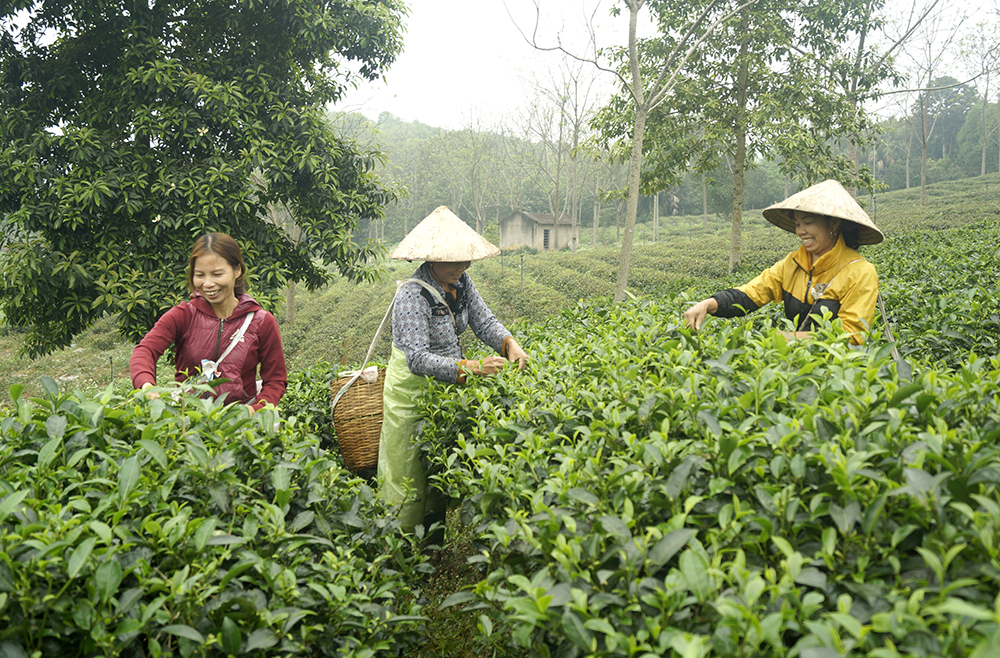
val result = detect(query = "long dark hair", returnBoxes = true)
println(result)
[840,220,861,250]
[186,233,247,295]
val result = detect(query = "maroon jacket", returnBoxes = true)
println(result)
[130,293,287,409]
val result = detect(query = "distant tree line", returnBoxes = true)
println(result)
[337,67,998,246]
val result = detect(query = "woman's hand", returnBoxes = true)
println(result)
[683,298,719,330]
[140,382,159,399]
[504,338,529,371]
[474,356,508,376]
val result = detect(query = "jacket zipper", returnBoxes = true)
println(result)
[214,318,224,360]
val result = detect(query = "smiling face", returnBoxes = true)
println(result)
[192,252,241,314]
[793,211,840,259]
[429,261,471,288]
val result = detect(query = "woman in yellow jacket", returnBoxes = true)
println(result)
[684,180,883,344]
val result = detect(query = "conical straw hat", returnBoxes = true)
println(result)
[391,206,500,262]
[762,180,884,246]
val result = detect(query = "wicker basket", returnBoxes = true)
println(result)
[331,369,386,471]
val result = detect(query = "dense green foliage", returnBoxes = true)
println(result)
[420,300,1000,657]
[0,380,426,657]
[3,178,1000,656]
[0,0,405,356]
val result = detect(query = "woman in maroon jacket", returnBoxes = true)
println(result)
[130,233,287,411]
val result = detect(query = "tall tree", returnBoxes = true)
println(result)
[534,0,756,300]
[897,7,968,203]
[613,0,897,274]
[0,0,404,355]
[959,18,1000,175]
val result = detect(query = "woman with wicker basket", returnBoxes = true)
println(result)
[683,179,883,345]
[379,206,528,542]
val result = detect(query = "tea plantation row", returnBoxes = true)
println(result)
[3,212,1000,655]
[0,383,432,657]
[419,302,1000,657]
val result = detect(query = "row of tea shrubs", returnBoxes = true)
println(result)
[3,218,1000,656]
[0,380,429,657]
[419,296,1000,657]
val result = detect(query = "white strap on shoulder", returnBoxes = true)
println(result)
[401,277,456,328]
[216,312,255,367]
[331,277,458,412]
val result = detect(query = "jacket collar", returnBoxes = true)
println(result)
[792,235,854,276]
[189,292,261,319]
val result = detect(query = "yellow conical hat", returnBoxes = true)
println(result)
[762,179,884,246]
[391,206,500,261]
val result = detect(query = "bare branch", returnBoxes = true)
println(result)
[879,71,986,95]
[647,0,760,112]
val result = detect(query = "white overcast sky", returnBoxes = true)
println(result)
[331,0,629,129]
[332,0,992,130]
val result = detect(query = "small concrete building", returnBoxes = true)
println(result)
[499,210,578,252]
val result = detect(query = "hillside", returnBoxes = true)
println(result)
[2,173,999,401]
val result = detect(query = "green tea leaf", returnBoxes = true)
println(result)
[118,456,141,500]
[220,617,241,655]
[45,415,67,440]
[698,410,721,437]
[567,487,599,507]
[95,559,123,602]
[245,629,278,651]
[598,515,630,539]
[67,536,97,579]
[37,437,62,471]
[0,490,29,524]
[648,528,696,571]
[39,375,59,397]
[888,382,922,408]
[562,609,594,651]
[927,598,995,621]
[138,439,168,470]
[0,640,30,658]
[193,517,217,552]
[679,550,711,602]
[440,592,477,609]
[794,567,828,590]
[161,625,205,643]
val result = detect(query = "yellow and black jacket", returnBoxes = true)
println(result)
[711,236,879,344]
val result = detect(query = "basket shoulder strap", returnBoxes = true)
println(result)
[331,285,403,412]
[402,277,456,328]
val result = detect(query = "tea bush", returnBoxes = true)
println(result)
[870,220,1000,369]
[419,299,1000,657]
[0,379,427,657]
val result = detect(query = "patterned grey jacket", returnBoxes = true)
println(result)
[392,263,512,383]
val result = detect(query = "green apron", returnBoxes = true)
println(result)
[377,345,446,530]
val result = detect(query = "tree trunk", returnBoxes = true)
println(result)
[613,105,645,302]
[612,1,647,303]
[919,90,929,205]
[593,173,601,247]
[285,217,301,323]
[285,280,296,323]
[983,75,990,176]
[702,173,708,229]
[729,13,749,275]
[653,193,659,242]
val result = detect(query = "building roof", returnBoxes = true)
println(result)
[502,210,567,226]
